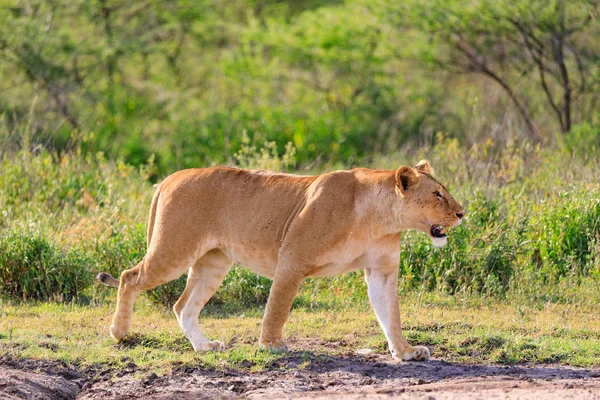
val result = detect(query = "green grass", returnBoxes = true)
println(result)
[1,296,600,373]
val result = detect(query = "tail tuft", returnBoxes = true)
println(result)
[96,272,120,288]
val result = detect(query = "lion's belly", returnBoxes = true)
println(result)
[308,239,398,277]
[226,241,279,279]
[308,260,365,277]
[309,251,374,277]
[221,236,398,280]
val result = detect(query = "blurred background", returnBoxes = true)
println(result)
[1,0,599,307]
[1,0,598,172]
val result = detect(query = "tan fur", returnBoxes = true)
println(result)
[98,160,464,360]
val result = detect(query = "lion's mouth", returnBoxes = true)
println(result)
[430,224,447,238]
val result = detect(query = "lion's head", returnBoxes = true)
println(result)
[394,160,465,247]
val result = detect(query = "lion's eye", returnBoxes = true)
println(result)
[435,191,443,199]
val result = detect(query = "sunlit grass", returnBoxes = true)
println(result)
[2,297,599,374]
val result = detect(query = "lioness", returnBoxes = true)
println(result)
[97,160,464,361]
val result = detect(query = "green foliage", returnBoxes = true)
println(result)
[562,123,600,159]
[378,0,600,135]
[234,132,297,171]
[0,230,92,301]
[146,266,273,310]
[4,0,596,173]
[0,149,151,301]
[216,266,273,308]
[1,136,599,307]
[93,223,147,279]
[525,190,600,281]
[398,186,600,297]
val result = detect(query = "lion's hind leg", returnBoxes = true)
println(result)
[109,249,198,341]
[109,261,144,340]
[173,248,233,351]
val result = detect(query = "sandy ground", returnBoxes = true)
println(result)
[1,352,600,399]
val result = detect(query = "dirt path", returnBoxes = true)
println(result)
[1,353,600,399]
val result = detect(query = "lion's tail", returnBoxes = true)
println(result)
[146,182,161,250]
[96,272,120,288]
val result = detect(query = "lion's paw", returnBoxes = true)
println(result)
[109,324,127,341]
[259,338,289,353]
[396,345,430,361]
[198,340,225,352]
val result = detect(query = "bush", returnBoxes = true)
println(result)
[0,230,92,301]
[563,123,600,160]
[146,277,186,308]
[524,189,600,283]
[146,265,273,311]
[93,223,147,279]
[396,164,600,298]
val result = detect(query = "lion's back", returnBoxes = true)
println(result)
[149,167,316,250]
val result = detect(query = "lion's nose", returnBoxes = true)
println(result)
[456,212,464,219]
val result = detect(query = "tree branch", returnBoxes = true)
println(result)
[552,0,572,132]
[454,38,537,136]
[512,20,565,130]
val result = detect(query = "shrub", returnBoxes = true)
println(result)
[146,277,186,308]
[0,230,92,301]
[93,223,146,279]
[146,265,273,310]
[524,189,600,283]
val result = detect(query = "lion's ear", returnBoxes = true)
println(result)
[414,159,434,175]
[395,166,421,197]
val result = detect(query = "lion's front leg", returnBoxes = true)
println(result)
[365,267,430,361]
[259,267,305,352]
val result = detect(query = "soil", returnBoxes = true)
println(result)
[1,352,600,400]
